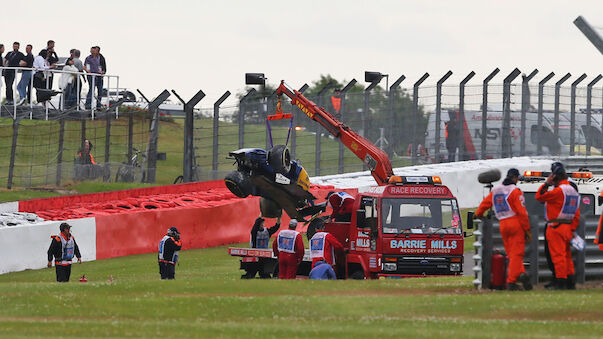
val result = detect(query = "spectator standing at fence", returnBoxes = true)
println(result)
[33,49,50,103]
[3,42,24,105]
[84,46,103,109]
[70,49,85,98]
[17,44,34,105]
[445,115,460,162]
[47,222,82,282]
[96,46,107,74]
[43,40,58,88]
[60,58,78,108]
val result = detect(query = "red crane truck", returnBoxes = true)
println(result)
[229,81,467,279]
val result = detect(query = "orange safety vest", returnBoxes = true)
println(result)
[331,96,341,113]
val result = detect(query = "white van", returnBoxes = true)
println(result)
[424,110,589,161]
[561,111,603,152]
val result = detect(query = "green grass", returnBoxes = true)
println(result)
[1,244,602,338]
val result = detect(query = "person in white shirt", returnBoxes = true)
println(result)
[32,49,51,103]
[59,58,79,108]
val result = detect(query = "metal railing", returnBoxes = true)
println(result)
[0,66,119,119]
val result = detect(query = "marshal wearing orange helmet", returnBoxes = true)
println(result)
[475,168,532,290]
[535,162,581,290]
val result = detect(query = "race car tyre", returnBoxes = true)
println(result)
[225,171,252,198]
[260,197,283,218]
[268,145,291,174]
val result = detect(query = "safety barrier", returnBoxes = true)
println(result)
[476,213,601,289]
[0,179,350,274]
[0,218,96,274]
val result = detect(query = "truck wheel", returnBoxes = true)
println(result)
[268,145,291,174]
[260,197,283,218]
[225,171,252,198]
[350,270,365,280]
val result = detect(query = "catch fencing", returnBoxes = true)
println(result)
[1,68,603,188]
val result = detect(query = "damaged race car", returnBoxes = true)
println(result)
[224,144,322,220]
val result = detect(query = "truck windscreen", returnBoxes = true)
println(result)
[381,198,461,235]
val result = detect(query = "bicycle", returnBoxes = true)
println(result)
[115,148,147,183]
[173,155,201,184]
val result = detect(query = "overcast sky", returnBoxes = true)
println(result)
[2,0,601,107]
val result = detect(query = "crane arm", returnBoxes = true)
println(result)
[276,81,393,185]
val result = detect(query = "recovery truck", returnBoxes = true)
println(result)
[229,81,468,279]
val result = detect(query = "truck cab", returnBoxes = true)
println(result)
[325,175,465,279]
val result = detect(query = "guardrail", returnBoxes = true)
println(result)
[562,156,603,174]
[0,66,120,119]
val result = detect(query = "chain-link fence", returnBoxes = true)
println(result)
[1,70,602,189]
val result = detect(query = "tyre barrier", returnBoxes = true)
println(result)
[0,181,356,274]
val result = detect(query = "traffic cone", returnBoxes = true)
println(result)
[79,275,88,283]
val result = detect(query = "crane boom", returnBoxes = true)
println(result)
[276,80,393,185]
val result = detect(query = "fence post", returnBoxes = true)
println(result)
[315,82,334,176]
[363,77,383,170]
[570,74,587,155]
[586,75,602,155]
[388,75,405,160]
[554,73,572,146]
[183,90,205,182]
[435,71,452,163]
[481,214,493,289]
[482,68,500,159]
[266,91,277,150]
[145,90,171,183]
[80,119,87,149]
[292,84,309,162]
[7,118,19,189]
[459,71,475,161]
[105,113,111,164]
[339,79,357,173]
[213,91,231,180]
[127,112,134,166]
[537,72,555,155]
[528,215,540,285]
[521,69,538,156]
[502,68,521,158]
[239,89,256,149]
[56,118,65,186]
[412,73,429,165]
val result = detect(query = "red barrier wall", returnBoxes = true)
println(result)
[19,181,226,212]
[95,196,260,260]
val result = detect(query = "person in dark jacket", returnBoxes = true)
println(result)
[445,115,460,162]
[242,217,281,279]
[47,222,82,282]
[158,227,182,280]
[309,260,336,280]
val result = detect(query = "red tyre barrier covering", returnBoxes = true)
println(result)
[95,196,260,260]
